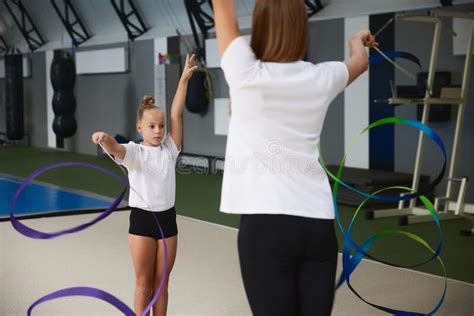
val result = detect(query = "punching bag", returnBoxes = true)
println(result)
[5,54,24,141]
[186,70,209,114]
[50,50,77,148]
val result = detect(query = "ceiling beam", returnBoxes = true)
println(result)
[110,0,149,41]
[3,0,46,51]
[305,0,324,17]
[51,0,92,47]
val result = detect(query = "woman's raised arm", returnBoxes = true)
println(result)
[212,0,241,55]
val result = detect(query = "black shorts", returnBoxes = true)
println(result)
[129,207,178,240]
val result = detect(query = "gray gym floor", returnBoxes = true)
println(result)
[1,211,472,316]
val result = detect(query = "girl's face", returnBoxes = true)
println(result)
[137,108,165,147]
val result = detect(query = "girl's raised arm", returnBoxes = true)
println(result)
[170,54,198,150]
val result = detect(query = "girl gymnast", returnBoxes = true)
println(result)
[92,54,197,316]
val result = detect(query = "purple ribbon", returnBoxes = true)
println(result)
[9,161,167,316]
[9,162,127,239]
[27,287,134,316]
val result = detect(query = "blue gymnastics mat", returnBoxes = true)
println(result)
[1,175,127,220]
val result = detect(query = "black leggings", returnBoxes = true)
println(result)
[238,214,338,316]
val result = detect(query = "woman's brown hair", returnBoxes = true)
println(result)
[137,96,160,122]
[250,0,309,62]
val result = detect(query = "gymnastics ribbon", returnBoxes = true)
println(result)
[9,162,127,239]
[369,50,422,68]
[9,145,168,316]
[320,117,447,315]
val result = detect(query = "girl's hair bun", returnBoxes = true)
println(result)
[141,96,155,107]
[137,95,161,122]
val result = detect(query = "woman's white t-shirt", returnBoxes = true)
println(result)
[116,135,180,212]
[220,36,349,219]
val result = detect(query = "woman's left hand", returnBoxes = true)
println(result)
[181,54,198,82]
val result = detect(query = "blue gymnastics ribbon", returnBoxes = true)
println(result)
[369,50,422,68]
[320,117,447,315]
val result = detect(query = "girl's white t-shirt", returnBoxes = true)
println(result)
[117,135,180,212]
[220,36,349,219]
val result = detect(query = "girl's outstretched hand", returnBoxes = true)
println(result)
[92,132,109,144]
[181,54,198,82]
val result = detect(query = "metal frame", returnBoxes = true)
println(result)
[110,0,148,41]
[50,0,91,47]
[3,0,46,51]
[305,0,324,17]
[0,35,9,53]
[184,0,214,59]
[370,10,474,230]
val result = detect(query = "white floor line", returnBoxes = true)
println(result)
[0,172,127,206]
[177,214,239,231]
